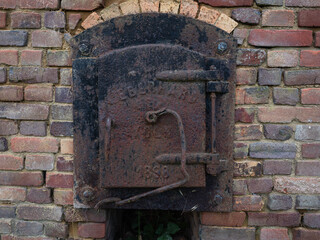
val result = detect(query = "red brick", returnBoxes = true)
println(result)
[248,29,312,47]
[24,85,52,102]
[0,186,26,201]
[78,223,106,238]
[234,161,262,177]
[297,107,320,123]
[61,0,103,10]
[231,8,261,25]
[268,50,299,67]
[233,195,264,211]
[0,154,23,170]
[50,122,73,137]
[0,30,27,46]
[233,179,247,195]
[248,212,300,227]
[299,10,320,27]
[0,120,18,135]
[296,161,320,176]
[284,70,320,86]
[260,228,289,240]
[17,204,63,221]
[19,0,59,9]
[44,222,68,238]
[262,10,294,27]
[316,32,320,47]
[26,188,51,204]
[20,121,46,136]
[301,88,320,104]
[11,137,59,153]
[47,50,71,67]
[302,143,320,159]
[263,160,292,175]
[292,228,320,240]
[46,172,73,188]
[258,107,296,123]
[54,189,73,205]
[0,12,6,28]
[61,138,73,154]
[233,28,249,46]
[247,178,273,193]
[32,30,62,48]
[68,13,81,30]
[21,50,42,66]
[235,124,263,140]
[0,50,18,65]
[0,86,23,101]
[236,68,257,85]
[235,108,255,123]
[234,143,249,159]
[0,171,43,186]
[81,12,102,30]
[199,0,253,7]
[9,67,58,84]
[201,212,246,227]
[11,12,41,29]
[304,213,320,229]
[64,207,106,222]
[273,88,299,106]
[56,156,73,172]
[44,11,65,29]
[301,50,320,67]
[236,87,269,104]
[25,154,54,171]
[0,0,17,9]
[237,49,266,66]
[275,177,320,194]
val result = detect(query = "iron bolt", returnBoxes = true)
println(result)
[79,43,90,56]
[217,42,228,54]
[83,190,94,199]
[213,194,223,204]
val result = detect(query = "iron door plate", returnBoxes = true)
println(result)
[72,13,236,211]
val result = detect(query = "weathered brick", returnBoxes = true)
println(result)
[301,50,320,68]
[44,222,68,238]
[284,70,320,86]
[20,121,46,136]
[273,88,299,106]
[61,0,103,10]
[264,124,293,141]
[248,29,312,47]
[256,0,283,5]
[46,172,73,188]
[100,3,122,21]
[9,67,58,84]
[180,0,198,18]
[236,87,269,104]
[56,156,73,171]
[258,68,282,86]
[11,137,59,153]
[17,205,62,221]
[61,138,73,154]
[302,88,320,104]
[0,137,8,151]
[295,125,320,141]
[292,228,320,240]
[235,108,255,123]
[260,228,289,240]
[237,49,266,66]
[11,12,41,29]
[0,12,5,28]
[275,177,320,194]
[250,142,296,159]
[0,103,49,120]
[51,105,72,121]
[0,86,23,102]
[234,143,249,159]
[235,125,263,140]
[215,13,239,34]
[0,171,43,186]
[232,8,261,25]
[55,87,72,103]
[159,0,180,14]
[264,160,292,175]
[234,161,262,177]
[233,195,264,211]
[200,226,255,240]
[248,212,300,227]
[0,67,5,83]
[60,68,71,86]
[197,6,220,25]
[20,0,59,9]
[0,50,18,65]
[262,10,295,27]
[68,13,81,30]
[50,122,73,137]
[119,0,140,15]
[258,107,296,123]
[0,0,16,9]
[0,205,16,218]
[32,30,62,48]
[236,68,257,85]
[0,155,23,170]
[78,223,106,238]
[0,120,18,135]
[316,32,320,47]
[296,161,320,176]
[297,107,320,123]
[25,154,54,171]
[233,28,249,45]
[0,31,27,46]
[199,0,253,6]
[268,194,292,211]
[299,10,320,27]
[47,51,71,67]
[44,11,65,29]
[64,207,106,222]
[233,179,247,195]
[81,12,102,30]
[302,143,320,159]
[24,85,52,102]
[13,220,43,236]
[268,50,299,67]
[201,212,246,227]
[296,195,320,210]
[0,187,26,201]
[26,188,51,204]
[21,50,42,66]
[0,219,12,234]
[303,213,320,229]
[54,189,73,205]
[247,178,273,193]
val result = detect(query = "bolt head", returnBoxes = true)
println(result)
[217,42,228,54]
[79,43,91,56]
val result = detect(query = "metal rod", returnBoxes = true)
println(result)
[211,93,217,153]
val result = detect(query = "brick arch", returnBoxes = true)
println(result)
[80,0,238,33]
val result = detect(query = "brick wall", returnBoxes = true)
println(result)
[0,0,320,239]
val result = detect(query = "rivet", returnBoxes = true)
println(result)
[217,41,228,54]
[79,43,91,56]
